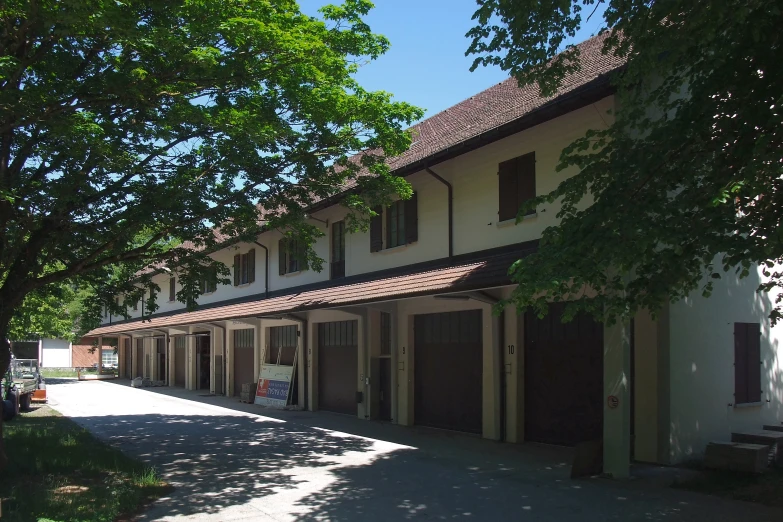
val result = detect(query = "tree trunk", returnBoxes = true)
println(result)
[0,336,11,472]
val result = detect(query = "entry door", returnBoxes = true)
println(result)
[318,321,358,415]
[196,335,211,390]
[524,302,603,446]
[378,358,392,421]
[414,310,483,433]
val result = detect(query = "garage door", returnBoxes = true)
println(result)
[318,321,358,415]
[524,302,603,446]
[268,325,298,405]
[414,310,483,434]
[135,338,144,378]
[233,328,255,396]
[174,336,186,387]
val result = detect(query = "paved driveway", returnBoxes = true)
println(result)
[48,380,781,521]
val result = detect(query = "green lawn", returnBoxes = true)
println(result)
[39,368,79,378]
[674,466,783,509]
[0,405,172,521]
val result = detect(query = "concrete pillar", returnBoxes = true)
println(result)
[131,337,138,378]
[186,331,196,390]
[168,335,176,386]
[481,304,502,441]
[226,327,234,397]
[503,304,522,443]
[397,312,414,426]
[604,318,632,478]
[356,311,368,420]
[633,310,659,463]
[297,320,306,410]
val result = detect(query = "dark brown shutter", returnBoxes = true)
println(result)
[233,254,240,286]
[247,248,256,283]
[498,157,518,221]
[734,322,762,404]
[370,206,383,252]
[405,191,418,244]
[746,322,762,403]
[734,323,749,404]
[517,152,536,215]
[278,239,287,276]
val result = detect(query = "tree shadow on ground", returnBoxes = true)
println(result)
[65,409,783,522]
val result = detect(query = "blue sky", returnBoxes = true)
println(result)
[299,0,608,122]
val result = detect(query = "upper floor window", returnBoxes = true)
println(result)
[279,239,305,275]
[233,248,256,286]
[200,267,217,294]
[168,276,176,302]
[498,151,536,222]
[370,192,418,252]
[331,221,346,279]
[132,297,138,311]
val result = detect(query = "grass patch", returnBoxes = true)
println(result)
[673,466,783,508]
[0,405,173,522]
[39,368,79,378]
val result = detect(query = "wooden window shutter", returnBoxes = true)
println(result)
[498,157,518,221]
[746,322,762,403]
[233,254,240,286]
[517,152,536,215]
[370,206,383,252]
[405,191,418,244]
[734,322,762,404]
[169,277,176,302]
[278,239,287,276]
[247,248,256,283]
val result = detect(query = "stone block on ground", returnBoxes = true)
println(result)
[704,442,769,473]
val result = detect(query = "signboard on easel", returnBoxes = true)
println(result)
[254,364,295,408]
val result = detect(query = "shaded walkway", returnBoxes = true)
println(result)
[48,380,783,521]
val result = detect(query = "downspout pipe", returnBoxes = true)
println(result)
[253,241,270,298]
[424,167,453,259]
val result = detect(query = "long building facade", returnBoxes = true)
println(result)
[88,36,783,476]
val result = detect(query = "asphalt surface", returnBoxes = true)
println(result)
[47,379,783,521]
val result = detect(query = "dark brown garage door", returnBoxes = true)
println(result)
[135,338,144,378]
[524,302,603,446]
[318,321,358,415]
[414,310,483,434]
[174,336,186,387]
[233,328,255,396]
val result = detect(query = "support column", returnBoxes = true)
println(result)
[481,303,502,441]
[604,318,632,478]
[186,331,196,390]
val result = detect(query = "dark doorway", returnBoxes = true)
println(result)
[318,321,358,415]
[523,302,603,446]
[378,358,392,421]
[414,310,483,434]
[156,338,166,382]
[196,334,211,390]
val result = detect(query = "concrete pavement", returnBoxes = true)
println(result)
[47,379,783,521]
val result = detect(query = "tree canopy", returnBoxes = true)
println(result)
[467,0,783,323]
[0,0,422,353]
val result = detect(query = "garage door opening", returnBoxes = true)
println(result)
[196,334,211,390]
[523,302,603,446]
[414,310,483,434]
[233,328,255,396]
[318,321,358,415]
[267,325,298,406]
[174,336,186,387]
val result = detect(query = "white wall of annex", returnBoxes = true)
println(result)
[41,338,71,367]
[668,261,783,462]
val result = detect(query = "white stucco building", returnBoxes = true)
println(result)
[87,35,783,476]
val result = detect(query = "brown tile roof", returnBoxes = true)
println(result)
[87,245,534,336]
[384,33,623,174]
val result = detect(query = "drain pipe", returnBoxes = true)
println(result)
[424,167,453,259]
[253,241,269,298]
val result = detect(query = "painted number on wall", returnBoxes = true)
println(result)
[507,344,515,355]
